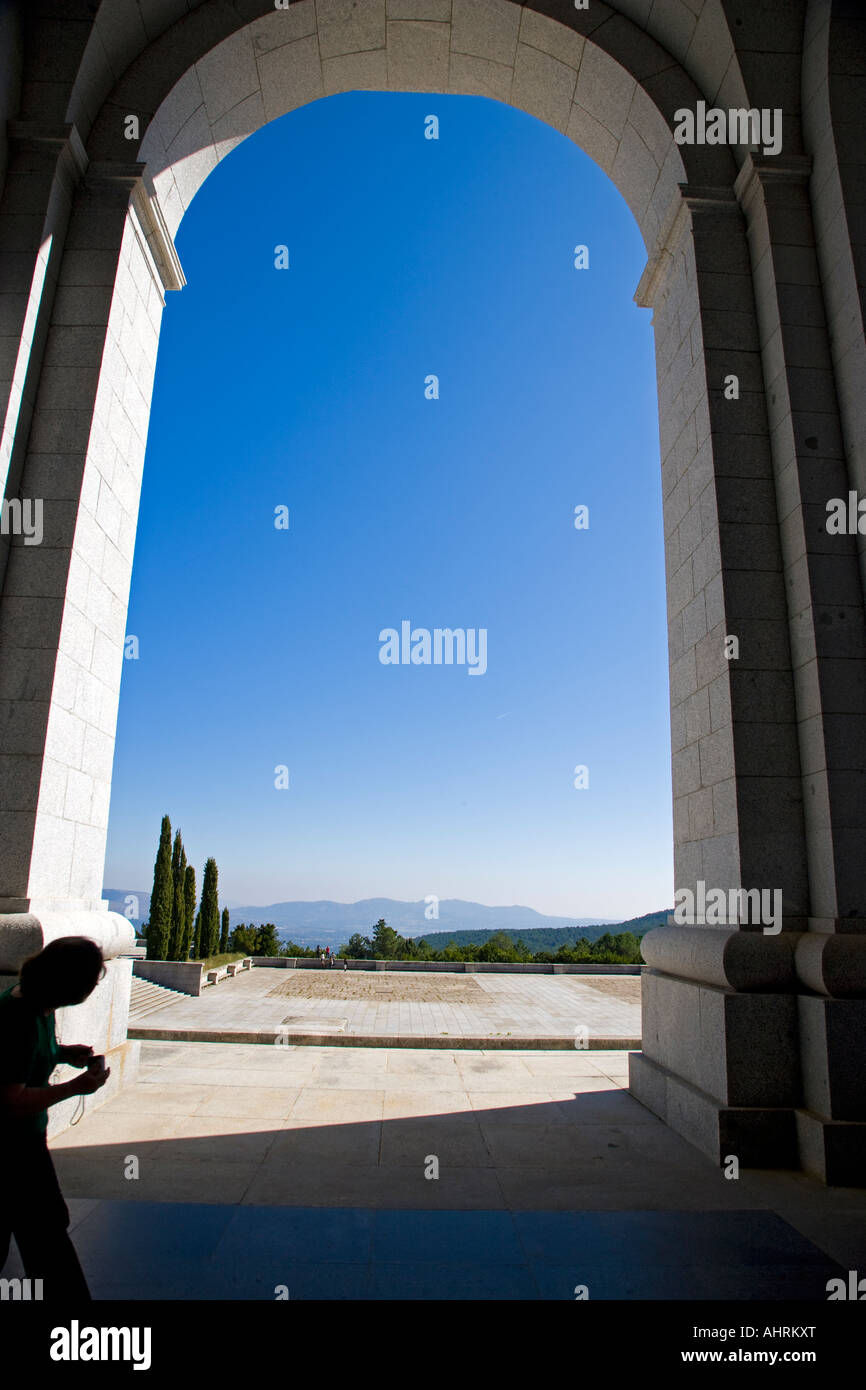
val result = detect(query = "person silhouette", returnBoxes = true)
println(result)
[0,936,110,1301]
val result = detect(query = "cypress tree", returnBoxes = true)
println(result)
[192,910,201,960]
[182,865,197,960]
[220,906,230,954]
[198,858,220,961]
[168,830,187,961]
[147,815,173,960]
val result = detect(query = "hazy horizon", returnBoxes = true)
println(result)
[104,883,665,925]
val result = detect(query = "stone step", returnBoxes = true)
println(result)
[130,989,178,1009]
[129,976,186,1020]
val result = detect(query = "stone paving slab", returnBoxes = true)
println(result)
[128,967,642,1048]
[4,1040,864,1302]
[33,1041,866,1276]
[1,1199,847,1301]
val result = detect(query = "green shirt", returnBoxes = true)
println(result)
[0,985,61,1137]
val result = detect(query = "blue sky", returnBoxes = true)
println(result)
[104,91,672,920]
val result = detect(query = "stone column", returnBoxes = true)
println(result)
[630,181,811,1175]
[629,159,866,1185]
[0,163,182,1118]
[0,123,88,590]
[735,151,866,1184]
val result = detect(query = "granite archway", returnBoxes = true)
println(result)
[0,0,863,1181]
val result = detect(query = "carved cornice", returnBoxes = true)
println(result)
[7,120,88,199]
[130,182,186,293]
[78,160,186,295]
[734,152,813,220]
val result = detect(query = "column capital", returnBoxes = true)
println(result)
[734,152,814,215]
[7,121,87,171]
[634,183,692,310]
[635,181,739,311]
[7,121,88,201]
[73,162,184,293]
[83,160,147,195]
[678,183,739,211]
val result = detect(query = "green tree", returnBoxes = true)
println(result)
[192,910,201,959]
[198,858,220,959]
[182,865,196,960]
[228,924,256,955]
[345,933,371,960]
[410,937,434,961]
[370,918,403,959]
[281,939,311,958]
[255,923,281,957]
[220,906,230,954]
[147,815,173,960]
[613,931,640,962]
[477,931,518,963]
[167,830,187,961]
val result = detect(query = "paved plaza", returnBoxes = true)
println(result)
[129,967,642,1047]
[6,1203,847,1302]
[2,1039,860,1299]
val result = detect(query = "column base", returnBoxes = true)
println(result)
[629,1051,798,1168]
[795,1108,866,1186]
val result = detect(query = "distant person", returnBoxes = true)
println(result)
[0,937,110,1301]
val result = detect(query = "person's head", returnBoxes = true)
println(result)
[18,936,106,1011]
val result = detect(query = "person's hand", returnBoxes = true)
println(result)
[64,1044,94,1068]
[76,1062,110,1095]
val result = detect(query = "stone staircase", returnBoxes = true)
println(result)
[129,975,186,1022]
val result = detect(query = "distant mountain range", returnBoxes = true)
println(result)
[418,908,671,951]
[102,890,642,948]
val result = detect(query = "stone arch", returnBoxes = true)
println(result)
[81,1,748,246]
[0,0,863,1181]
[134,6,694,254]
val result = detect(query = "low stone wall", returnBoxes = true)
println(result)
[204,959,252,987]
[253,958,644,975]
[132,960,204,995]
[133,958,254,993]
